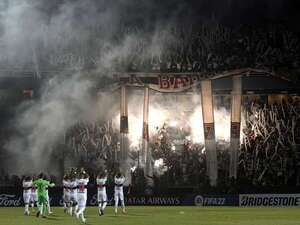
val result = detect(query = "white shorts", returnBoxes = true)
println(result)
[77,193,87,208]
[23,192,31,204]
[69,192,78,203]
[97,191,107,203]
[30,193,37,202]
[114,190,124,201]
[64,192,70,203]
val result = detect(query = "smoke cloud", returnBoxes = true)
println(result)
[1,0,286,176]
[5,74,94,174]
[1,0,192,175]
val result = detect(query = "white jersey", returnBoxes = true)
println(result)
[63,179,70,202]
[114,176,125,201]
[23,180,32,193]
[96,177,107,193]
[97,176,107,203]
[76,178,89,207]
[63,179,70,195]
[76,178,89,195]
[23,180,32,204]
[68,180,78,203]
[114,176,125,191]
[69,180,78,194]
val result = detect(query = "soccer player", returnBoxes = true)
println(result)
[114,172,126,214]
[96,172,107,216]
[33,173,55,218]
[30,175,38,212]
[22,176,32,215]
[68,174,78,216]
[75,171,89,223]
[45,176,53,214]
[62,174,70,213]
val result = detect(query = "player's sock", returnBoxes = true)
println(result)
[80,213,86,223]
[47,202,51,213]
[63,202,67,212]
[121,200,126,213]
[24,204,29,215]
[98,203,102,216]
[42,203,47,217]
[77,206,85,215]
[115,198,119,213]
[66,202,70,213]
[75,207,80,219]
[39,204,43,217]
[102,201,107,210]
[31,201,36,213]
[37,203,41,213]
[74,204,78,214]
[70,206,73,216]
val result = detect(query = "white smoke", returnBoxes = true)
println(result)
[5,74,95,174]
[113,91,231,150]
[0,0,236,177]
[0,0,179,176]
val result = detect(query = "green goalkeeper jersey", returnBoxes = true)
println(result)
[33,179,55,196]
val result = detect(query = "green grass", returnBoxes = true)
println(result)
[0,206,300,225]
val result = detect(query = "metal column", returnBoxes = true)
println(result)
[120,85,129,164]
[142,87,154,187]
[229,75,242,178]
[201,80,218,186]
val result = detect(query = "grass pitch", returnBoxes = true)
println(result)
[0,206,300,225]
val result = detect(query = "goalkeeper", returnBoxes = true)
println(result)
[33,173,55,218]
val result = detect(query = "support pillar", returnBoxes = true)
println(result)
[142,87,154,188]
[201,80,218,186]
[229,75,242,179]
[120,85,129,166]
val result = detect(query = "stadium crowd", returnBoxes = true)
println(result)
[62,97,300,192]
[116,24,299,76]
[64,121,120,173]
[239,99,300,187]
[45,23,300,82]
[1,98,300,196]
[0,98,299,191]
